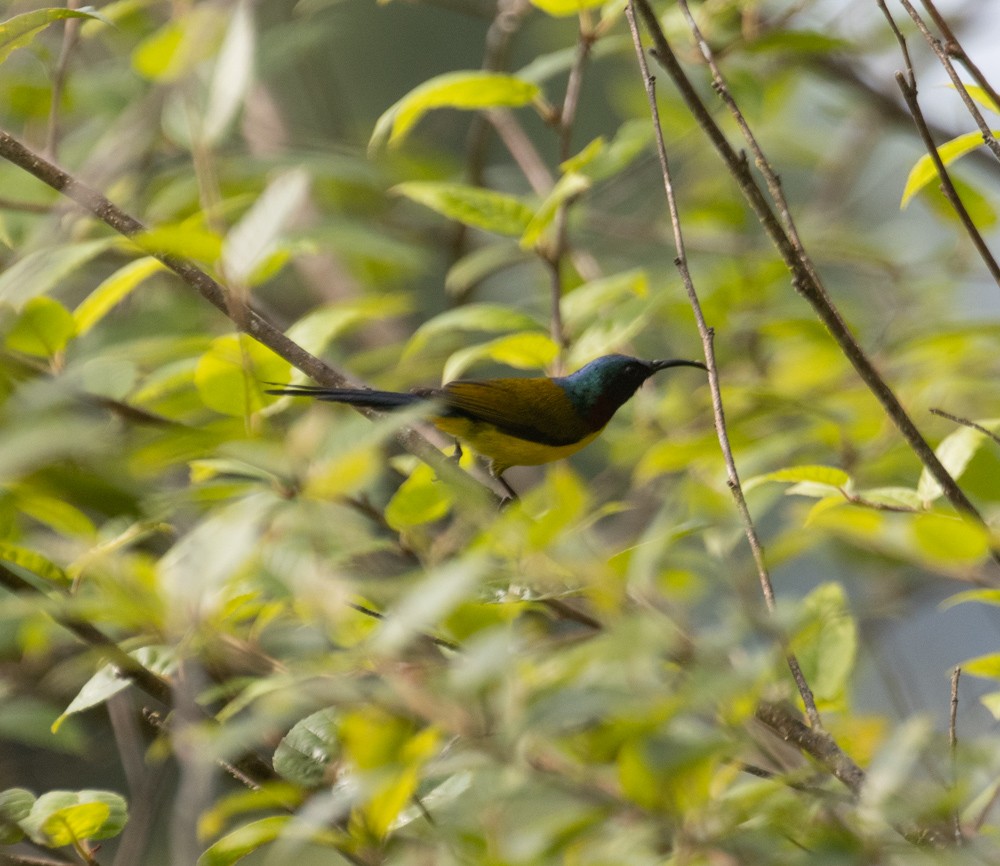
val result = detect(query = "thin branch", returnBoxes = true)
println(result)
[624,0,824,733]
[0,128,500,503]
[0,563,172,704]
[895,0,1000,163]
[949,666,963,844]
[44,0,81,160]
[755,702,865,796]
[628,0,994,558]
[918,0,1000,111]
[877,2,1000,287]
[930,407,1000,448]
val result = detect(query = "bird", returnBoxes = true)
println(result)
[267,354,706,498]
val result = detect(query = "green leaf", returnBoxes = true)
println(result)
[4,297,75,358]
[443,332,559,382]
[901,130,1000,208]
[562,269,648,329]
[0,788,34,844]
[194,334,291,417]
[746,29,852,55]
[948,83,1000,115]
[570,119,652,183]
[385,463,453,530]
[74,257,165,336]
[917,421,1000,501]
[849,487,923,510]
[131,6,226,82]
[370,72,540,150]
[393,182,534,237]
[273,707,339,787]
[285,295,412,358]
[444,243,528,297]
[221,169,310,287]
[520,172,591,250]
[0,542,69,585]
[133,225,223,263]
[962,653,1000,680]
[910,512,989,565]
[744,465,851,493]
[528,0,606,18]
[0,239,115,310]
[790,583,857,709]
[21,790,126,846]
[52,647,176,732]
[0,7,108,66]
[197,815,347,866]
[941,588,1000,610]
[202,0,255,144]
[404,303,543,361]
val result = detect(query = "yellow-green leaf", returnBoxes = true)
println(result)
[917,421,1000,501]
[442,332,559,382]
[385,463,453,530]
[393,182,534,236]
[21,791,126,846]
[962,653,1000,680]
[0,8,108,66]
[371,72,540,150]
[74,257,165,336]
[520,172,591,249]
[404,303,543,360]
[744,465,851,493]
[194,334,291,417]
[4,296,75,358]
[901,130,1000,208]
[911,512,989,565]
[0,542,68,584]
[529,0,605,18]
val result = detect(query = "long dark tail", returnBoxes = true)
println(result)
[265,384,423,410]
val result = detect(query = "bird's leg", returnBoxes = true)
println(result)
[493,469,519,505]
[450,439,463,463]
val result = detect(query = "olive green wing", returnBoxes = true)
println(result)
[439,378,592,447]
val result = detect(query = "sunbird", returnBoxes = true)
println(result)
[267,354,706,496]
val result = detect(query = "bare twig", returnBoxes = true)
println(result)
[624,0,824,732]
[918,0,1000,111]
[877,2,1000,287]
[930,408,1000,448]
[44,0,81,160]
[755,702,865,796]
[628,0,992,554]
[949,666,963,843]
[895,0,1000,163]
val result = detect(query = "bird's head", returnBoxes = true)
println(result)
[561,353,707,424]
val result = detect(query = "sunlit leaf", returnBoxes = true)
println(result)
[385,463,453,530]
[4,297,75,358]
[917,421,1000,501]
[744,465,851,492]
[910,512,990,565]
[0,7,108,66]
[948,83,1000,115]
[520,172,592,249]
[203,0,255,144]
[528,0,605,18]
[0,542,69,585]
[195,334,291,417]
[21,790,126,846]
[442,332,559,382]
[961,653,1000,680]
[941,588,1000,609]
[285,295,412,359]
[371,72,540,150]
[393,182,534,236]
[404,303,543,360]
[791,582,857,709]
[221,169,310,286]
[52,646,176,732]
[73,257,165,336]
[131,6,226,81]
[0,239,115,309]
[901,130,1000,208]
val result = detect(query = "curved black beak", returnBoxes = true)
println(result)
[649,358,708,372]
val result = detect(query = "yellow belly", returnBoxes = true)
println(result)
[433,415,602,475]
